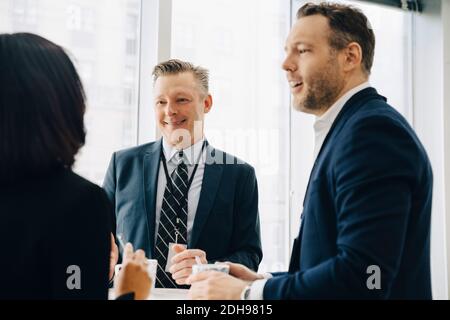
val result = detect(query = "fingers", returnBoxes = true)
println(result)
[224,261,241,273]
[172,244,187,254]
[223,261,241,269]
[110,234,119,256]
[134,249,146,262]
[187,281,210,300]
[169,257,196,274]
[171,249,206,264]
[123,243,134,262]
[172,268,194,284]
[186,270,218,285]
[109,236,119,281]
[169,255,201,285]
[221,261,247,275]
[110,234,119,257]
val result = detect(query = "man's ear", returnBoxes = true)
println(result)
[342,41,363,73]
[204,94,213,114]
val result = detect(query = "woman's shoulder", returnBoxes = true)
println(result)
[50,170,112,229]
[42,169,110,215]
[60,169,103,192]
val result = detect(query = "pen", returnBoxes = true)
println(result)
[117,233,127,253]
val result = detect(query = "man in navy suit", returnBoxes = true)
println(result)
[104,59,262,288]
[187,2,433,299]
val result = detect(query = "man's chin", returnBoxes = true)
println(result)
[292,101,311,114]
[292,99,324,115]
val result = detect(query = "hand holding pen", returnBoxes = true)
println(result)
[114,234,152,300]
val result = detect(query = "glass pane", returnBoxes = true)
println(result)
[172,0,291,272]
[345,0,412,120]
[0,0,141,184]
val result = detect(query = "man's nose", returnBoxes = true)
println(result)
[282,54,297,72]
[166,102,178,115]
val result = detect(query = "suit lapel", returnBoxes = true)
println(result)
[292,88,384,270]
[189,145,223,248]
[143,139,162,258]
[302,87,383,206]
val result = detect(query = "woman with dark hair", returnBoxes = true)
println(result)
[0,33,150,299]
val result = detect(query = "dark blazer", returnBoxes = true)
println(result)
[103,140,262,270]
[265,87,433,299]
[0,169,111,299]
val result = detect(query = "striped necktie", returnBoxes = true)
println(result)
[154,150,188,288]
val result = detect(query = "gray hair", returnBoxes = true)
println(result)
[152,59,209,94]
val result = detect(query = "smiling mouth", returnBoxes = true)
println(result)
[289,81,303,93]
[289,80,303,88]
[164,119,187,126]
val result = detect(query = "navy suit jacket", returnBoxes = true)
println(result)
[103,140,262,270]
[265,87,433,299]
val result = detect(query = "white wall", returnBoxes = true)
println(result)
[413,0,449,300]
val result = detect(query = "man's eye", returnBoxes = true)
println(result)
[299,49,309,54]
[178,98,189,103]
[156,101,166,105]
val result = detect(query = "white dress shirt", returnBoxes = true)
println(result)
[247,82,371,300]
[154,137,206,244]
[313,81,370,160]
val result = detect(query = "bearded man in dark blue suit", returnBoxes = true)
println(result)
[187,3,432,300]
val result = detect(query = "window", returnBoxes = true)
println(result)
[12,0,38,28]
[66,4,95,32]
[125,38,137,56]
[125,13,139,56]
[172,0,291,272]
[0,0,142,185]
[344,0,413,120]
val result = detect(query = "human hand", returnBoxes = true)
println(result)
[186,271,249,300]
[114,243,151,300]
[169,244,207,285]
[109,233,119,281]
[223,261,264,281]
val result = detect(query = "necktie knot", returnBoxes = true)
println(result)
[174,150,186,167]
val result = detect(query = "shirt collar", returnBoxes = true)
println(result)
[162,137,205,166]
[314,81,371,133]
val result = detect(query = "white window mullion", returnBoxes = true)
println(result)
[137,0,172,145]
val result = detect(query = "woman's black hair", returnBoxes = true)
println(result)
[0,33,86,183]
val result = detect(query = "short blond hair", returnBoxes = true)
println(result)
[152,59,209,94]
